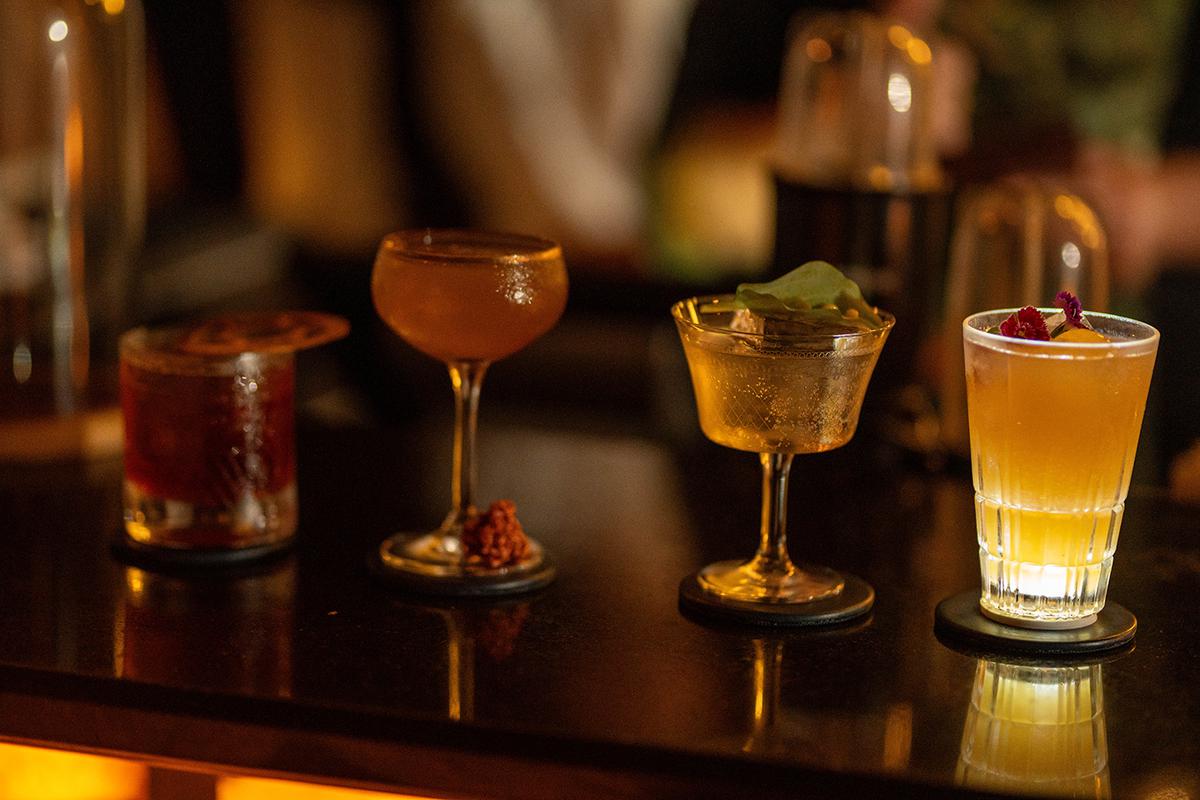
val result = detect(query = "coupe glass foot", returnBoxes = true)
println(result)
[374,528,555,597]
[697,559,844,604]
[680,566,874,627]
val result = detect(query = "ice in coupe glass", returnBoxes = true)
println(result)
[673,262,892,622]
[372,230,567,593]
[964,298,1158,628]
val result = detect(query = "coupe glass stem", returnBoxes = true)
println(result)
[447,360,488,529]
[749,452,797,579]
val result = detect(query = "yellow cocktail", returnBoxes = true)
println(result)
[964,310,1158,628]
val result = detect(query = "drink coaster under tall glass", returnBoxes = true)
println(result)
[935,590,1136,656]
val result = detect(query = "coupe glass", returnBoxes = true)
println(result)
[372,230,567,594]
[672,295,892,623]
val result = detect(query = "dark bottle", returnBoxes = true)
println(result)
[772,12,951,440]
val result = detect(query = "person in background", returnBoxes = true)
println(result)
[413,0,695,271]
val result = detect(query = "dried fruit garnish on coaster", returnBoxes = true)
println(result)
[462,500,530,569]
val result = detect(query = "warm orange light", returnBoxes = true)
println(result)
[867,164,894,190]
[887,24,912,49]
[1054,193,1078,219]
[217,775,435,800]
[882,703,914,769]
[0,743,147,800]
[805,37,832,63]
[1054,194,1102,248]
[103,0,126,14]
[125,568,145,599]
[906,37,932,65]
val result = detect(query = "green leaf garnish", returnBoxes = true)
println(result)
[734,261,884,329]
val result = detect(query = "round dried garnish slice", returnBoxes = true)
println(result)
[1053,326,1110,343]
[177,311,349,356]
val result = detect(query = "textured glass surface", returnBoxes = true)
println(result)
[964,311,1158,625]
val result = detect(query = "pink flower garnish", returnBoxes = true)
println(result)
[1054,291,1086,328]
[998,306,1051,340]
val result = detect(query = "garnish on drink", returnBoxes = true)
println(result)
[989,291,1109,343]
[730,261,887,335]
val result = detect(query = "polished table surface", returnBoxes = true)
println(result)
[0,398,1198,799]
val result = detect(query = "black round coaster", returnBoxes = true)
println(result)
[112,535,293,572]
[367,549,556,598]
[678,572,874,627]
[934,590,1137,656]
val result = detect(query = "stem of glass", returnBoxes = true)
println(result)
[447,360,488,529]
[749,452,797,580]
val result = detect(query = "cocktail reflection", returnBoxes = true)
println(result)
[957,658,1109,798]
[414,602,531,723]
[742,637,784,755]
[115,562,294,695]
[722,627,912,770]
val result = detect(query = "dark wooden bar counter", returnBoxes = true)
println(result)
[0,339,1197,798]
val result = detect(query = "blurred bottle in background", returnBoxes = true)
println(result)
[938,177,1109,456]
[772,11,952,447]
[0,0,145,459]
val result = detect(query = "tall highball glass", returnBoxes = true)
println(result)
[964,310,1158,628]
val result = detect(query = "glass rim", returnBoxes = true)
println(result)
[671,294,894,344]
[119,326,293,374]
[378,229,562,264]
[963,308,1159,353]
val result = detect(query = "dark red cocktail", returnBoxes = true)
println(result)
[121,328,297,550]
[119,312,347,555]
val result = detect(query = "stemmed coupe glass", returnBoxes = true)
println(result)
[672,295,892,623]
[372,230,567,594]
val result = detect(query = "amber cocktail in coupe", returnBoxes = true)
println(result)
[372,230,567,594]
[673,262,892,624]
[964,295,1158,628]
